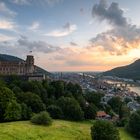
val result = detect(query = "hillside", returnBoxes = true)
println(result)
[0,54,50,75]
[0,120,135,140]
[103,59,140,80]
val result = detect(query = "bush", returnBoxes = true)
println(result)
[47,105,63,119]
[126,109,140,138]
[31,111,52,125]
[91,120,120,140]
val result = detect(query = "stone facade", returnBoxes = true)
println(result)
[0,55,35,75]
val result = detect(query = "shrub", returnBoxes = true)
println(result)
[47,105,63,119]
[91,120,120,140]
[31,111,52,125]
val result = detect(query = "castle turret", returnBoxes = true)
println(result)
[26,55,34,75]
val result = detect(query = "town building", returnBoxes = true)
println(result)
[96,111,111,120]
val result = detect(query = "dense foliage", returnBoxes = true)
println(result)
[0,76,101,122]
[108,96,122,114]
[84,103,97,119]
[4,100,21,121]
[91,120,120,140]
[0,74,135,140]
[126,109,140,138]
[47,105,63,119]
[57,97,84,121]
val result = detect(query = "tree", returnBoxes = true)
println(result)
[47,105,63,119]
[46,85,56,98]
[91,120,120,140]
[66,82,82,98]
[136,96,140,104]
[18,92,46,113]
[126,110,140,138]
[4,100,21,121]
[77,95,87,111]
[84,104,97,119]
[21,103,32,120]
[0,87,16,121]
[124,97,132,104]
[119,104,130,119]
[85,92,104,108]
[51,81,65,99]
[31,111,52,125]
[108,97,122,114]
[57,97,84,121]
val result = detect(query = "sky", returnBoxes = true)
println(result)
[0,0,140,72]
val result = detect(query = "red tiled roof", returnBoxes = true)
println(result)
[96,111,107,117]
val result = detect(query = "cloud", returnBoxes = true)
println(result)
[11,0,29,5]
[0,34,15,42]
[0,2,16,18]
[92,0,127,27]
[44,0,63,6]
[70,42,78,46]
[0,20,16,30]
[45,22,77,37]
[17,36,61,53]
[66,60,94,66]
[90,0,140,55]
[0,2,17,31]
[29,22,40,30]
[10,0,63,6]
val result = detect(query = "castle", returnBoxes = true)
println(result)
[0,55,35,75]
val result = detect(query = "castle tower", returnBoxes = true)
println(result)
[26,55,34,75]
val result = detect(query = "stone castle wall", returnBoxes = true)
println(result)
[0,55,35,75]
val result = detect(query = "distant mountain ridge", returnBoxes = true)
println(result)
[0,54,50,75]
[103,59,140,80]
[0,54,23,62]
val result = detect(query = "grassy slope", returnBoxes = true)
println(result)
[119,128,136,140]
[0,120,136,140]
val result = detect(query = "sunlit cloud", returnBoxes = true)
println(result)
[90,0,140,56]
[45,23,77,37]
[0,20,16,30]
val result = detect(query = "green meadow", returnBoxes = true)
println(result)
[0,120,136,140]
